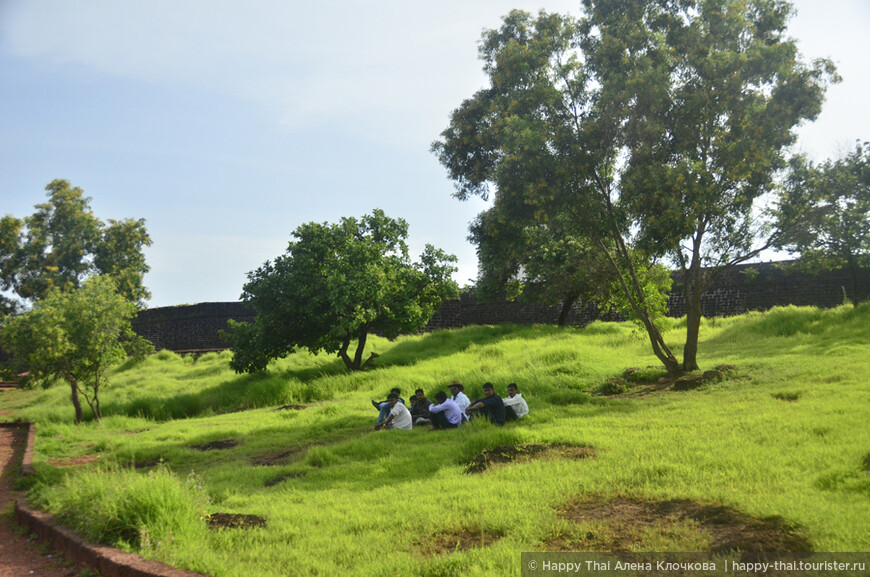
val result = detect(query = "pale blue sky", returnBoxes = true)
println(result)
[2,1,868,307]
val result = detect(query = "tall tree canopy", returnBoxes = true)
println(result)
[0,276,152,423]
[0,179,152,307]
[227,210,459,373]
[433,0,835,375]
[775,142,870,303]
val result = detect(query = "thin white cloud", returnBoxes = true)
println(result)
[1,0,581,144]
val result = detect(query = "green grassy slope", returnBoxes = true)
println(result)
[1,304,869,576]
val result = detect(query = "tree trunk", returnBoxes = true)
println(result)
[93,386,102,420]
[337,337,354,371]
[683,303,702,373]
[681,229,706,373]
[352,328,369,370]
[593,236,682,377]
[558,294,579,327]
[640,313,682,376]
[69,381,84,424]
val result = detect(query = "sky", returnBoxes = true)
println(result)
[2,0,869,308]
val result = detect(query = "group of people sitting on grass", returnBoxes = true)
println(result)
[371,381,529,431]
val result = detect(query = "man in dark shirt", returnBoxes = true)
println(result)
[466,382,506,426]
[409,388,432,426]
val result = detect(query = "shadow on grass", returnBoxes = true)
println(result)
[367,324,566,371]
[103,402,631,494]
[105,370,333,422]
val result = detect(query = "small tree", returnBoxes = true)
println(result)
[227,210,459,373]
[0,276,151,423]
[0,179,152,307]
[775,142,870,303]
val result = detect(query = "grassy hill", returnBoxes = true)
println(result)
[2,304,869,576]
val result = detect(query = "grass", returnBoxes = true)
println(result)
[2,304,869,576]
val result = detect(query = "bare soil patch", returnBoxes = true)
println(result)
[466,444,595,474]
[275,404,307,411]
[207,513,266,530]
[604,365,740,397]
[251,447,306,467]
[412,527,503,556]
[549,497,811,553]
[46,454,101,467]
[190,439,238,451]
[772,391,802,402]
[264,472,305,487]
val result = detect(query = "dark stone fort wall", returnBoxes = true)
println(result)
[133,262,870,351]
[131,301,256,352]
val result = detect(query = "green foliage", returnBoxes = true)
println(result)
[228,210,458,373]
[775,142,870,302]
[599,261,673,331]
[31,465,209,555]
[433,0,836,374]
[0,179,152,306]
[470,209,614,326]
[0,276,152,422]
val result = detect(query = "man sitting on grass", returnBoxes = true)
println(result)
[466,382,506,426]
[449,381,471,422]
[372,388,404,427]
[374,393,413,430]
[428,391,462,430]
[502,383,529,421]
[409,388,432,427]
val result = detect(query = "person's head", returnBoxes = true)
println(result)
[387,393,399,406]
[434,391,448,403]
[415,388,425,400]
[449,381,462,396]
[390,388,401,396]
[507,383,518,398]
[483,382,495,397]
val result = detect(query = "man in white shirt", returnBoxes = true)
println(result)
[449,381,470,422]
[377,394,412,430]
[503,383,529,421]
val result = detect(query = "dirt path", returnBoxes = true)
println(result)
[0,426,89,577]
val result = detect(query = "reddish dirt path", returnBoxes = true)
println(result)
[0,426,89,577]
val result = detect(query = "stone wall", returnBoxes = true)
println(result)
[132,261,870,351]
[667,261,869,317]
[131,301,255,352]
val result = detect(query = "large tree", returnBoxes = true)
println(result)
[775,142,870,303]
[227,210,459,373]
[0,179,152,307]
[0,276,152,423]
[433,0,835,375]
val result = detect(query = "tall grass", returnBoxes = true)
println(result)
[1,304,868,576]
